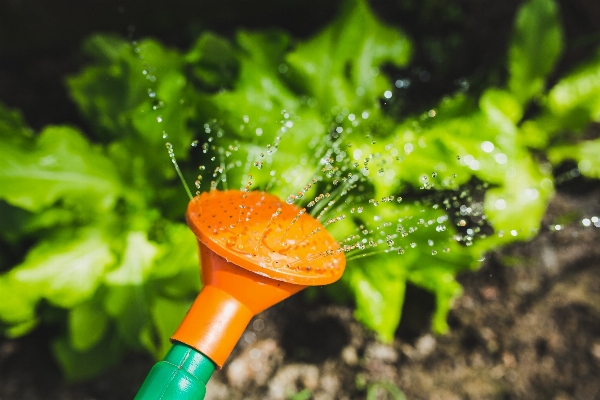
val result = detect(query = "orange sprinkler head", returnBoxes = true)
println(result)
[172,190,346,368]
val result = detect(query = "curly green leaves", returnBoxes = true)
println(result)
[286,0,411,112]
[0,126,121,213]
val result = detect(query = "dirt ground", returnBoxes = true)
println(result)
[1,182,599,400]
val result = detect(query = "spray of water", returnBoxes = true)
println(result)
[134,39,503,266]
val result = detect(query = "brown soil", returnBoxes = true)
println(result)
[1,185,599,399]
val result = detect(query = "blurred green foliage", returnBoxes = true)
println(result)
[0,0,599,379]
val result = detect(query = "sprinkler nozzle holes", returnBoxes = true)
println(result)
[186,190,346,286]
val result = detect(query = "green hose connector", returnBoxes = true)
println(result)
[134,342,216,400]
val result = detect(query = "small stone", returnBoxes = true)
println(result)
[480,286,498,301]
[460,295,475,309]
[341,346,358,365]
[415,334,436,357]
[204,379,230,400]
[226,339,283,388]
[502,352,517,368]
[319,374,340,394]
[591,341,600,360]
[268,364,319,400]
[364,342,398,363]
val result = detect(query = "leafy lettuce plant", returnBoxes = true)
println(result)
[0,41,201,379]
[1,0,599,378]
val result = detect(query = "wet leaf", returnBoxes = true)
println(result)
[548,138,600,179]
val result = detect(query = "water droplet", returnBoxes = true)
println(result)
[410,242,417,248]
[156,116,163,123]
[191,140,199,147]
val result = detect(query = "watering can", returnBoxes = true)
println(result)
[135,190,346,399]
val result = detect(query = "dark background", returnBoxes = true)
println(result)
[2,0,599,133]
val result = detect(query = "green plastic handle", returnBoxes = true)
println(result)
[134,342,216,400]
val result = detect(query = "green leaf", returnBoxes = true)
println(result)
[407,265,463,335]
[508,0,563,104]
[548,138,600,179]
[150,223,200,298]
[68,300,109,351]
[483,153,554,243]
[342,202,478,338]
[344,253,407,342]
[11,229,115,308]
[68,36,185,142]
[286,0,411,112]
[189,31,329,195]
[0,275,39,336]
[105,231,160,286]
[0,200,32,242]
[130,70,194,151]
[103,284,151,348]
[472,93,555,245]
[186,32,239,90]
[479,89,523,125]
[194,31,299,144]
[0,125,121,213]
[0,101,34,145]
[81,34,131,63]
[53,333,123,381]
[143,296,192,358]
[367,380,407,400]
[149,223,198,280]
[101,232,161,348]
[546,50,600,131]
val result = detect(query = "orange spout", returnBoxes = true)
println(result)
[171,190,345,368]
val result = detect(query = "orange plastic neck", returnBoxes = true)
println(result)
[171,241,305,368]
